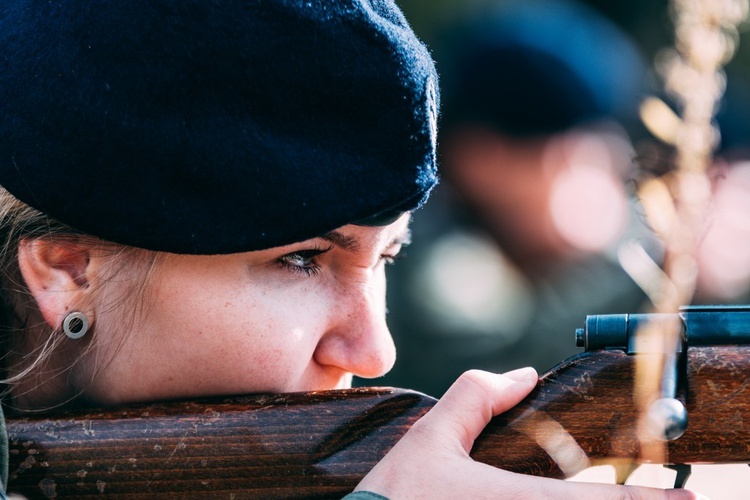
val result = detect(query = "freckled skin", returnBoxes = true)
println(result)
[80,216,410,405]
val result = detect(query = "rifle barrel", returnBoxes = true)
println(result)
[579,305,750,351]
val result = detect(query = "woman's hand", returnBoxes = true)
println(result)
[355,368,703,499]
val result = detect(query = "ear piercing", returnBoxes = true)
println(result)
[62,311,90,339]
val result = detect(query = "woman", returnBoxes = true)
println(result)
[0,1,697,498]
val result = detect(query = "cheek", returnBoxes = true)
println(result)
[83,260,351,403]
[170,281,332,389]
[117,288,308,395]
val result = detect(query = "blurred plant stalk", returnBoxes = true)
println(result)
[635,0,749,465]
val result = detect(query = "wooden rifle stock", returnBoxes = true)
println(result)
[6,344,750,498]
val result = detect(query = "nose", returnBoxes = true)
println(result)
[313,279,396,379]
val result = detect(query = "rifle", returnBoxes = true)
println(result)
[6,305,750,498]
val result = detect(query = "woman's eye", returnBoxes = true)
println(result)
[277,247,330,277]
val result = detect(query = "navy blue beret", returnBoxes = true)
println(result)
[437,0,645,138]
[0,0,438,254]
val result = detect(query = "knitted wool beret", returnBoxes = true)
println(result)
[0,0,439,254]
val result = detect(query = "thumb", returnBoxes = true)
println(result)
[421,368,538,452]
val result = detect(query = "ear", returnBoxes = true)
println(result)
[17,238,93,331]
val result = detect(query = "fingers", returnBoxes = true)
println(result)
[419,368,538,452]
[356,368,704,500]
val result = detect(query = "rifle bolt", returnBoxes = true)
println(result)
[647,397,688,441]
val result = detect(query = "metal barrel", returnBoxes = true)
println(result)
[577,304,750,351]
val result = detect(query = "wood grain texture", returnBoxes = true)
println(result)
[6,346,750,498]
[7,388,434,498]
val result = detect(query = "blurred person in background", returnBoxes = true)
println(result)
[379,0,656,397]
[636,62,750,304]
[694,67,750,302]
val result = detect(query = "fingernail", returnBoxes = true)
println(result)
[503,367,537,384]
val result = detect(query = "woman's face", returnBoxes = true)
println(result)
[82,215,410,405]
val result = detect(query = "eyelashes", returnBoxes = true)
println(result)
[276,245,408,278]
[277,246,333,277]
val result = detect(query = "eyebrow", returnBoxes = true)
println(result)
[320,231,360,252]
[320,226,412,253]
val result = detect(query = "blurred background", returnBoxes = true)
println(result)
[371,1,750,495]
[374,0,750,396]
